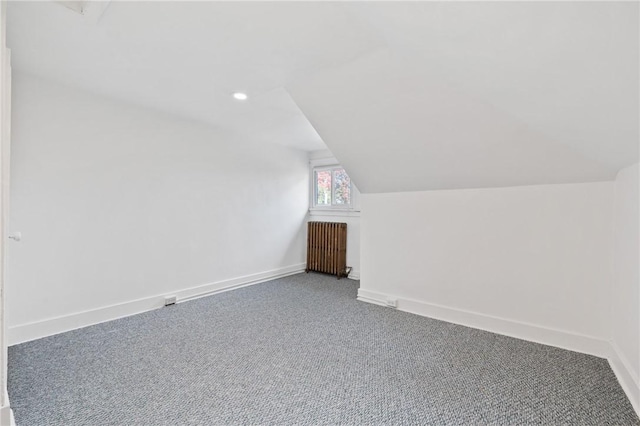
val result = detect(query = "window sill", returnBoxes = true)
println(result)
[309,209,361,218]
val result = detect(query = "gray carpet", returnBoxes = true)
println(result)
[8,273,639,425]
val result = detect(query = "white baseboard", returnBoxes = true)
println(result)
[357,289,388,306]
[0,390,14,426]
[357,288,610,358]
[357,288,640,416]
[0,405,14,426]
[8,263,306,346]
[175,263,305,303]
[348,269,360,280]
[608,341,640,416]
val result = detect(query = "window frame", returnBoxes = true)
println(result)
[309,157,359,214]
[309,163,356,212]
[313,165,352,209]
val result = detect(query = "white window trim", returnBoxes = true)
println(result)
[309,209,361,218]
[309,157,360,213]
[313,165,352,209]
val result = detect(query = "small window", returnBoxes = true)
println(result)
[313,166,352,208]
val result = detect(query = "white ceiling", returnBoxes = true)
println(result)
[8,1,639,191]
[288,2,639,191]
[8,1,383,151]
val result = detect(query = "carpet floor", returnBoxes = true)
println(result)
[8,273,640,425]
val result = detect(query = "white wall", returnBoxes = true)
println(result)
[610,162,639,410]
[7,73,309,344]
[308,150,360,279]
[359,182,614,353]
[0,3,13,424]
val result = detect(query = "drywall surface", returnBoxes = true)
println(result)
[288,2,639,192]
[7,73,309,339]
[611,162,639,406]
[360,182,614,341]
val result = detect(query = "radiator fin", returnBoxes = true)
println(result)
[306,221,348,279]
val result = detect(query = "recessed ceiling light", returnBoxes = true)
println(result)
[233,92,248,101]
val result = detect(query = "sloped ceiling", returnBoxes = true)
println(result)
[8,2,639,189]
[288,2,639,192]
[8,1,383,151]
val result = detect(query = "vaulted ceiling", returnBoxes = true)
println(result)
[8,1,381,151]
[8,1,639,192]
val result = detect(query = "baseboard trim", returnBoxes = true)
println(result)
[0,405,14,426]
[176,263,306,303]
[357,288,640,415]
[608,341,640,416]
[357,288,609,358]
[0,389,14,426]
[356,289,387,306]
[348,269,360,281]
[9,263,306,346]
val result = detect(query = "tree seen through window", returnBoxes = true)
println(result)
[314,167,351,207]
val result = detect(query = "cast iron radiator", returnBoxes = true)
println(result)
[305,221,349,279]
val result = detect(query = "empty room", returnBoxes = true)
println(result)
[0,0,637,425]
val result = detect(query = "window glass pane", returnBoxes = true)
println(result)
[316,170,331,205]
[333,168,351,205]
